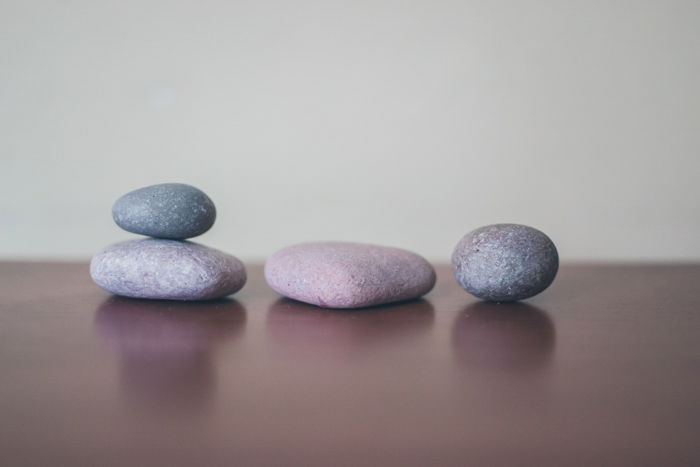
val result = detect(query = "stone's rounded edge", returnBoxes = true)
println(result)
[262,249,283,295]
[511,225,559,301]
[263,242,354,308]
[263,250,325,306]
[208,254,247,300]
[508,235,559,302]
[89,246,112,295]
[451,224,559,303]
[200,186,217,230]
[163,243,247,301]
[264,241,437,309]
[89,238,247,301]
[183,186,217,238]
[110,183,217,240]
[417,255,438,296]
[90,248,155,300]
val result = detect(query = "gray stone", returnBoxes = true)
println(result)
[90,238,246,300]
[112,183,216,239]
[451,224,558,302]
[265,242,436,308]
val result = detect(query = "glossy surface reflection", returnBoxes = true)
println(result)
[267,298,434,359]
[2,263,700,466]
[452,301,555,372]
[94,296,246,416]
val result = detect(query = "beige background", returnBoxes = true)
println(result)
[2,0,699,261]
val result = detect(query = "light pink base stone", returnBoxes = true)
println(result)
[264,242,436,309]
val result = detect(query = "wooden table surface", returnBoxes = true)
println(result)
[1,262,699,466]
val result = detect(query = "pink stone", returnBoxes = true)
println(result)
[264,242,436,309]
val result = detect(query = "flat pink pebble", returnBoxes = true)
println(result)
[264,242,436,309]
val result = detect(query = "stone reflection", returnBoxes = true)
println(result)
[452,301,555,373]
[94,296,246,416]
[266,298,434,359]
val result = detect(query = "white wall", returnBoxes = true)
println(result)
[2,0,699,261]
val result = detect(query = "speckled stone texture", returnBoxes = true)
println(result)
[112,183,216,239]
[264,242,436,309]
[451,224,558,302]
[90,238,246,300]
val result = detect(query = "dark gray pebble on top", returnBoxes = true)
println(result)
[112,183,216,239]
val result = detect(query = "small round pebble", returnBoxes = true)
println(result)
[90,238,246,300]
[265,242,436,309]
[451,224,558,302]
[112,183,216,239]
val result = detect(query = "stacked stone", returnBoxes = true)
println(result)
[90,183,246,300]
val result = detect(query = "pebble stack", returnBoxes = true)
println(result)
[90,183,246,300]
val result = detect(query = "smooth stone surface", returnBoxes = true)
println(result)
[112,183,216,239]
[90,239,246,300]
[452,224,559,302]
[265,242,436,309]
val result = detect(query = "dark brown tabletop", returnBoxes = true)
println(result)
[1,262,699,466]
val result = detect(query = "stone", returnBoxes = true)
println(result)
[264,242,436,308]
[452,224,558,302]
[112,183,216,239]
[90,238,246,300]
